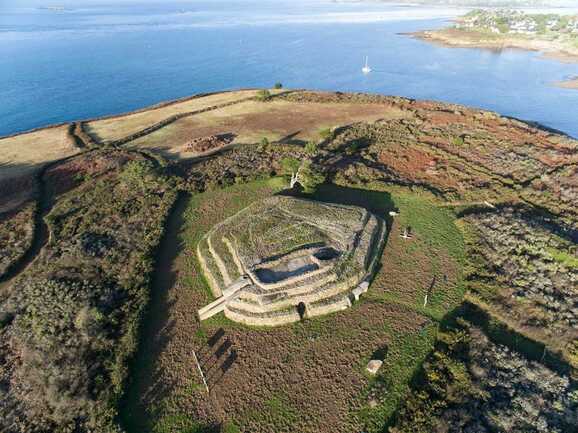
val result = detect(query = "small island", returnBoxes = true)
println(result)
[414,9,578,87]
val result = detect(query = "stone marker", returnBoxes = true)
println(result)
[366,359,383,375]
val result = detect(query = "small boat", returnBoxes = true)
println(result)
[362,56,372,74]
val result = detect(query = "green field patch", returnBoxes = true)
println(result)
[547,247,578,269]
[355,322,438,432]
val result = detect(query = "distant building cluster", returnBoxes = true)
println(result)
[456,9,578,35]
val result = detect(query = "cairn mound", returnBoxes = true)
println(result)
[197,196,386,326]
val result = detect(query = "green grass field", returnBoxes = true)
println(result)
[127,178,465,433]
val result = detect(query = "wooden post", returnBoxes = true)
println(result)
[193,350,209,393]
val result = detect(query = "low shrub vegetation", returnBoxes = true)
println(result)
[392,321,578,433]
[462,206,578,366]
[0,203,35,278]
[256,89,271,102]
[0,152,177,432]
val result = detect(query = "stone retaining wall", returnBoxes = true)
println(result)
[225,305,300,327]
[196,238,223,297]
[247,262,332,291]
[196,195,388,326]
[230,271,361,315]
[308,295,351,319]
[207,234,232,286]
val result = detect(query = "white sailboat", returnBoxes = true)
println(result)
[362,56,372,74]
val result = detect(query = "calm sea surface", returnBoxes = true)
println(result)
[1,0,578,137]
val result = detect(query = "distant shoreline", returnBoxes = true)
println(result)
[411,28,578,63]
[411,27,578,90]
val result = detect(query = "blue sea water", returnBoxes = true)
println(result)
[1,0,578,137]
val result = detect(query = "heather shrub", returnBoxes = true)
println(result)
[0,153,177,432]
[393,325,578,433]
[305,140,318,155]
[1,278,119,431]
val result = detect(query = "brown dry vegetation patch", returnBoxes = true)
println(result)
[86,90,260,143]
[44,151,137,197]
[377,146,461,191]
[423,109,470,126]
[328,122,495,198]
[128,100,406,159]
[0,125,78,183]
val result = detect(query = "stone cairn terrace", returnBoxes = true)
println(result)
[197,196,387,326]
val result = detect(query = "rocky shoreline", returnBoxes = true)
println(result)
[412,28,578,63]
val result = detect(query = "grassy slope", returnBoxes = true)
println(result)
[129,178,465,433]
[320,183,465,431]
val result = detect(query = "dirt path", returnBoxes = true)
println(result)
[120,192,203,432]
[0,163,55,291]
[0,134,95,291]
